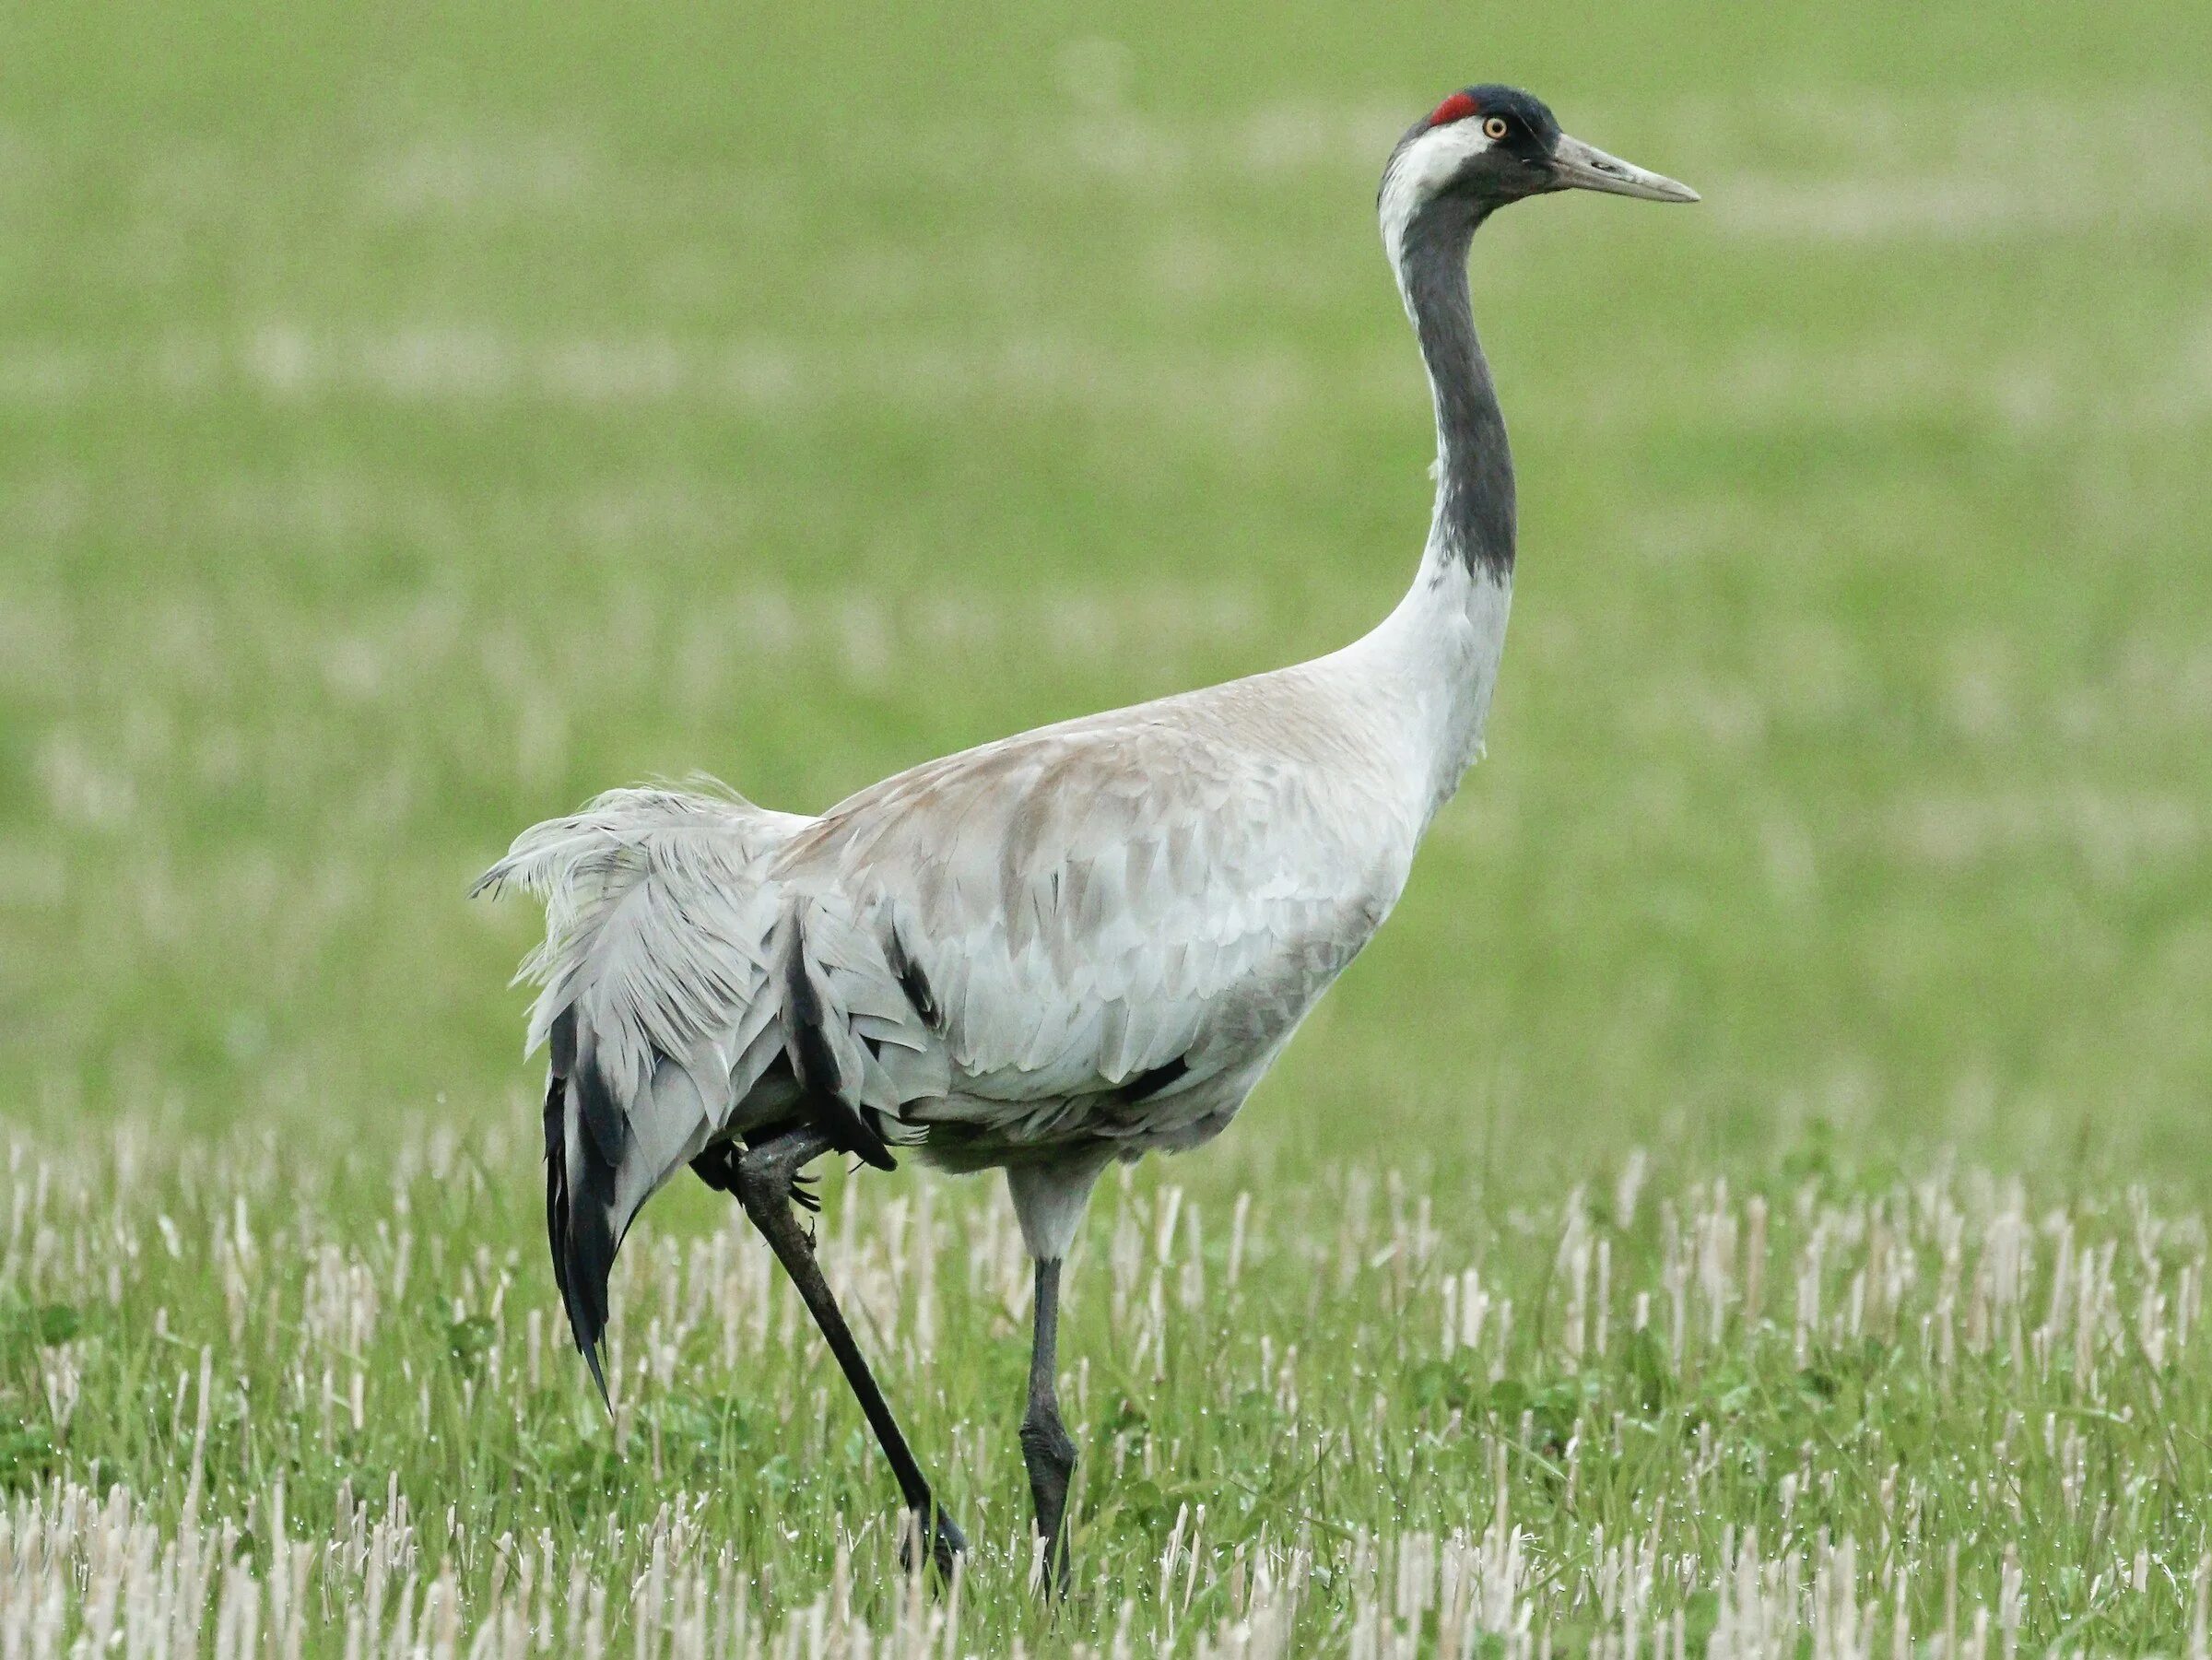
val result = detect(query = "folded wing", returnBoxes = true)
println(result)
[775,702,1394,1151]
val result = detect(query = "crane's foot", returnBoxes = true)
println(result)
[734,1128,830,1212]
[735,1132,830,1247]
[694,1142,820,1230]
[898,1505,968,1582]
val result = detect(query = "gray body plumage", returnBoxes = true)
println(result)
[477,83,1696,1402]
[477,642,1441,1338]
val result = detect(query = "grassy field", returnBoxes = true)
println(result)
[4,0,2212,1650]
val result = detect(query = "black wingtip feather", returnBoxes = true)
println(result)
[782,912,900,1172]
[580,1337,613,1415]
[572,1046,629,1168]
[845,1119,898,1172]
[1118,1054,1191,1104]
[545,1010,620,1419]
[542,1068,571,1309]
[548,1006,577,1075]
[886,926,943,1031]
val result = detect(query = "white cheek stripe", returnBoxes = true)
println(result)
[1378,124,1495,277]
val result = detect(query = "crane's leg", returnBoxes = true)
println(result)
[1020,1256,1078,1593]
[717,1123,967,1578]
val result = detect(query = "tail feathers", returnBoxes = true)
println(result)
[470,782,804,1096]
[485,792,952,1400]
[543,1012,723,1412]
[481,782,808,1409]
[544,1014,619,1411]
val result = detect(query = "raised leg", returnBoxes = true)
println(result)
[1020,1256,1078,1591]
[720,1124,966,1577]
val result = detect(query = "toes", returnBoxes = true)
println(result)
[897,1509,967,1580]
[930,1516,967,1579]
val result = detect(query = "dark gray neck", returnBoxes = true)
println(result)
[1396,203,1514,580]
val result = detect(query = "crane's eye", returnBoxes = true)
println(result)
[1482,116,1510,140]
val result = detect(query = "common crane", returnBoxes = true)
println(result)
[477,85,1695,1582]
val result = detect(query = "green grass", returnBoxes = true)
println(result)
[6,1125,2212,1651]
[3,0,2212,1650]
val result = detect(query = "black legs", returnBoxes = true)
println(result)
[721,1124,967,1578]
[699,1128,1083,1588]
[1019,1257,1078,1590]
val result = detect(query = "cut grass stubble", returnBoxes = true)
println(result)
[3,1124,2210,1652]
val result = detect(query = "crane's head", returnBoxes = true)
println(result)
[1380,86,1697,259]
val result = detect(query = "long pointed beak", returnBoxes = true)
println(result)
[1549,134,1700,203]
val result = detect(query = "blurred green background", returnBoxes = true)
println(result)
[5,1,2210,1191]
